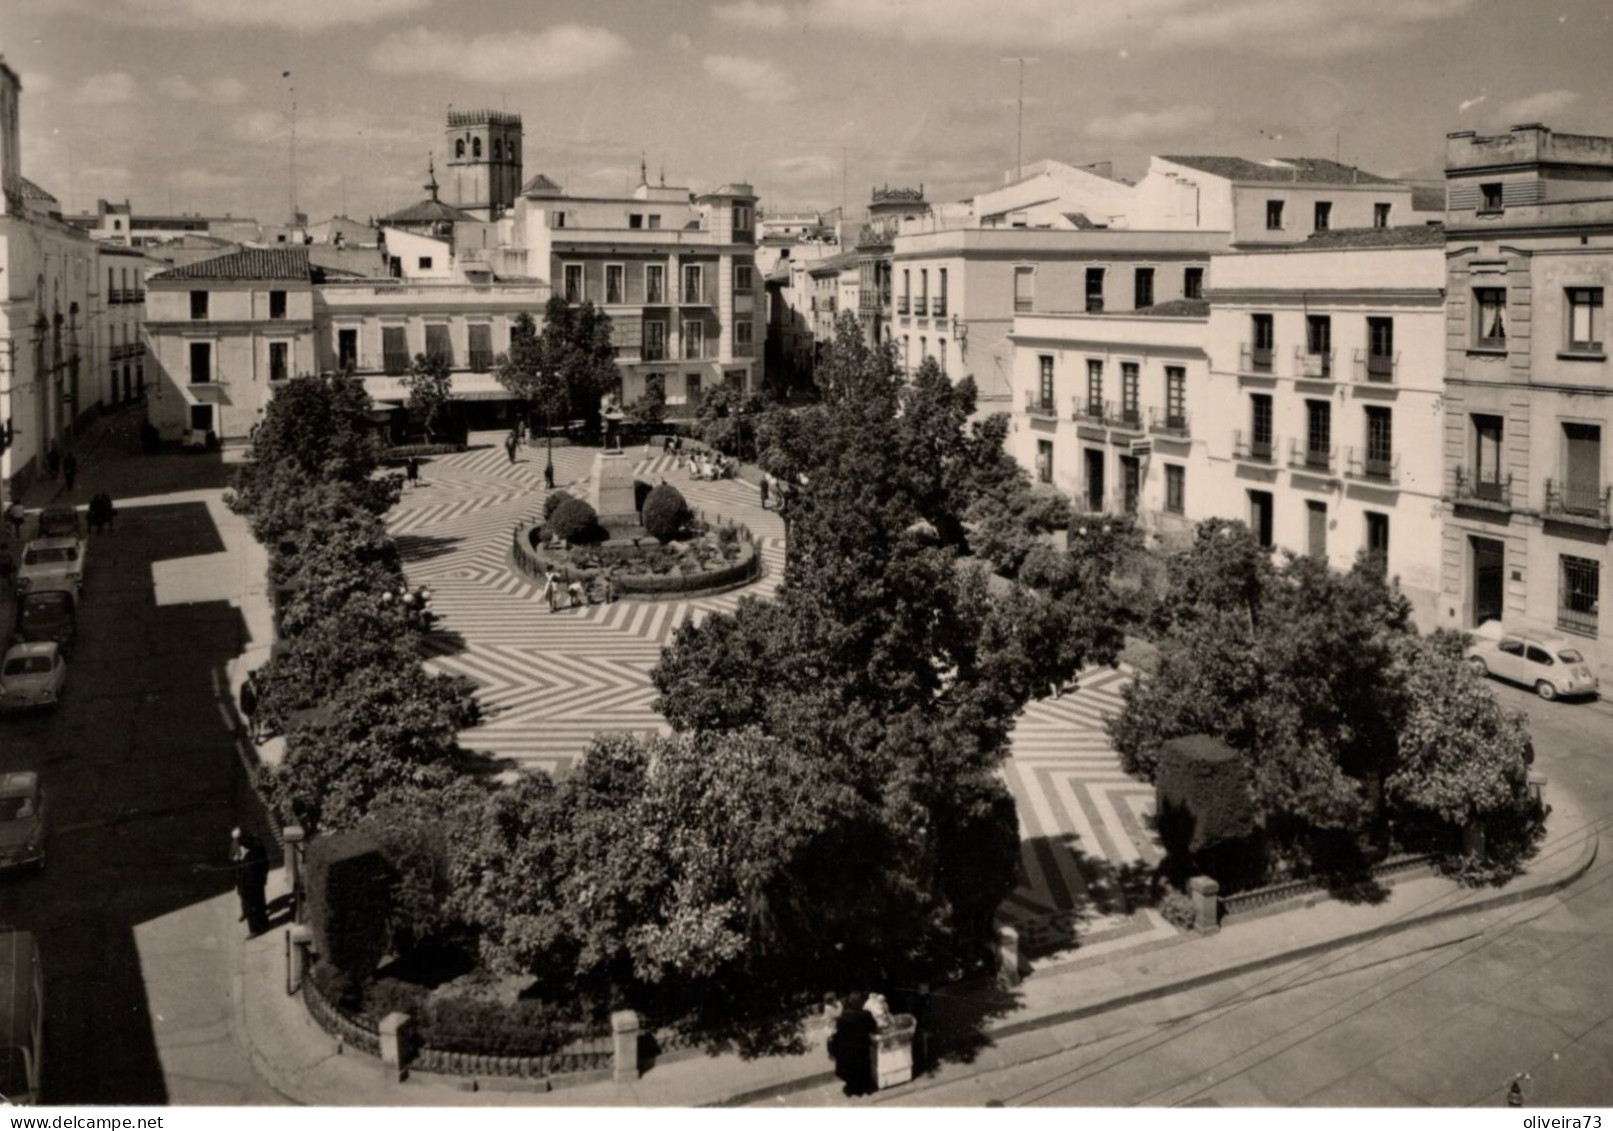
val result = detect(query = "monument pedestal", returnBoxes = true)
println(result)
[590,450,639,526]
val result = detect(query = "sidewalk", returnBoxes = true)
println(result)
[229,776,1597,1106]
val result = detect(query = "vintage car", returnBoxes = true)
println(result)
[0,772,45,872]
[0,642,66,711]
[36,505,81,540]
[15,588,76,651]
[15,537,85,594]
[1466,621,1599,701]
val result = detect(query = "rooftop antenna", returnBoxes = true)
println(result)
[640,151,648,186]
[1001,57,1039,181]
[283,70,299,225]
[659,156,666,187]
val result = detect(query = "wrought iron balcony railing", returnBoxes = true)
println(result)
[1024,392,1059,419]
[1240,342,1273,372]
[1356,348,1397,383]
[1544,479,1613,527]
[1233,429,1276,463]
[1288,437,1336,473]
[1451,467,1512,507]
[1345,446,1400,485]
[1294,347,1335,380]
[1148,407,1190,438]
[1104,401,1144,432]
[1071,396,1103,422]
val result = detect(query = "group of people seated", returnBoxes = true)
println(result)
[686,451,737,481]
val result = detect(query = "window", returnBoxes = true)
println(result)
[936,268,948,315]
[1475,287,1507,347]
[1560,555,1600,635]
[1036,440,1054,485]
[1121,362,1140,425]
[418,257,433,271]
[683,319,704,359]
[644,320,667,361]
[1567,287,1604,352]
[113,219,122,231]
[1480,182,1504,213]
[189,341,211,384]
[1366,512,1390,564]
[938,338,947,375]
[648,215,661,230]
[1086,267,1105,313]
[683,264,703,304]
[338,329,358,371]
[902,335,910,370]
[1247,394,1272,455]
[1306,500,1328,561]
[1183,267,1203,301]
[1473,414,1505,499]
[468,324,493,372]
[1038,355,1054,410]
[605,264,624,305]
[107,268,116,301]
[564,264,584,303]
[1014,266,1035,313]
[382,326,409,375]
[1134,267,1154,309]
[493,139,503,160]
[735,264,755,291]
[1250,313,1274,368]
[1374,202,1391,228]
[269,341,288,382]
[269,290,286,320]
[1367,316,1395,378]
[1366,405,1393,478]
[919,336,927,362]
[1266,200,1285,230]
[1086,359,1102,416]
[732,204,753,232]
[1249,489,1274,546]
[1306,399,1332,466]
[1306,314,1332,365]
[425,323,452,366]
[629,214,643,229]
[552,211,567,228]
[919,268,929,314]
[1314,201,1332,231]
[646,264,665,304]
[901,269,910,313]
[1562,422,1602,515]
[1165,464,1185,514]
[735,321,754,348]
[472,137,482,158]
[189,290,209,320]
[1165,366,1186,429]
[455,139,465,159]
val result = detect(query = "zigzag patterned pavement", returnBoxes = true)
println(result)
[391,432,1173,958]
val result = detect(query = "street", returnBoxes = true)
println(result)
[0,416,283,1104]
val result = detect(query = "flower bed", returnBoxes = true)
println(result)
[510,523,762,599]
[384,442,467,461]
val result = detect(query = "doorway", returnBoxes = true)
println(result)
[1248,489,1273,547]
[1120,455,1141,514]
[1084,448,1105,513]
[1306,500,1327,560]
[1471,536,1505,625]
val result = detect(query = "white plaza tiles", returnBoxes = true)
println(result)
[391,434,1178,957]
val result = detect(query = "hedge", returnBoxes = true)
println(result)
[543,490,574,521]
[547,497,599,543]
[305,830,397,1002]
[642,484,692,544]
[514,529,760,597]
[1154,734,1259,890]
[385,443,466,462]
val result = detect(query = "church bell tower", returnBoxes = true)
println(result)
[445,108,523,221]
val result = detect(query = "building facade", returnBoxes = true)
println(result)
[96,242,157,407]
[1439,124,1613,677]
[444,109,523,222]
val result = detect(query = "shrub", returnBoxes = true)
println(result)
[362,977,432,1023]
[642,484,692,544]
[421,993,584,1058]
[543,489,574,521]
[1157,887,1198,932]
[547,497,599,543]
[1154,734,1259,889]
[304,830,397,1003]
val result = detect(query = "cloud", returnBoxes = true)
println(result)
[368,25,630,84]
[1084,105,1215,142]
[71,72,139,106]
[711,0,792,28]
[722,0,1474,58]
[669,32,695,51]
[107,0,432,31]
[159,74,249,103]
[1458,95,1487,113]
[1497,89,1580,125]
[702,54,797,103]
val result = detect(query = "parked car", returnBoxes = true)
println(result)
[36,505,81,540]
[0,930,43,1104]
[1466,622,1599,701]
[0,642,66,711]
[15,537,84,594]
[16,589,76,651]
[0,772,45,872]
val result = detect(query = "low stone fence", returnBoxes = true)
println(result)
[1218,853,1436,922]
[302,967,381,1057]
[510,523,762,599]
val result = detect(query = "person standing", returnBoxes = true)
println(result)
[406,456,420,489]
[829,994,878,1098]
[6,501,27,540]
[231,828,270,937]
[759,473,771,510]
[62,453,78,492]
[542,568,560,613]
[567,578,585,610]
[239,673,260,742]
[505,431,518,464]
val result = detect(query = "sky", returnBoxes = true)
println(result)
[4,0,1612,226]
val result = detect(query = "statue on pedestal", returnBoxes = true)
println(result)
[602,397,626,453]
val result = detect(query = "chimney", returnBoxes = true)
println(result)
[0,59,22,217]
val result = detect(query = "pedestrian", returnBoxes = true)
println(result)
[544,462,555,489]
[62,453,77,492]
[406,456,420,489]
[829,993,878,1098]
[759,473,770,510]
[505,431,518,464]
[567,578,585,610]
[46,445,60,481]
[542,568,560,613]
[231,828,271,937]
[6,501,26,539]
[239,673,260,742]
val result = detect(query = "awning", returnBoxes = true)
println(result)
[361,373,513,404]
[181,383,229,405]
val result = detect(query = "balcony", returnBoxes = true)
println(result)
[1451,468,1513,510]
[1233,429,1276,464]
[897,297,911,315]
[1071,396,1103,422]
[1240,343,1274,373]
[679,289,714,307]
[916,297,929,316]
[1294,347,1335,381]
[1544,479,1613,528]
[1086,297,1105,315]
[1345,447,1400,485]
[1148,407,1190,438]
[1355,348,1397,383]
[1103,401,1144,432]
[932,298,947,318]
[1014,298,1034,314]
[1024,392,1059,420]
[1288,438,1337,474]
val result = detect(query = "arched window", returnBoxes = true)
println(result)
[493,139,502,160]
[472,137,482,159]
[455,139,465,159]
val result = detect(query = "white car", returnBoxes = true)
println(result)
[16,536,85,593]
[0,642,66,711]
[1466,622,1599,701]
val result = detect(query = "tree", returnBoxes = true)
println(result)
[400,351,454,442]
[642,483,692,543]
[622,382,666,429]
[536,296,619,437]
[695,383,766,459]
[497,311,568,479]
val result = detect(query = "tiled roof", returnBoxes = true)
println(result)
[380,198,476,225]
[807,252,859,276]
[148,247,315,282]
[1411,185,1446,213]
[1135,298,1210,318]
[19,176,57,203]
[1161,155,1399,186]
[520,173,563,196]
[1302,224,1446,249]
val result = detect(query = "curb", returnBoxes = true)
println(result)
[713,827,1598,1108]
